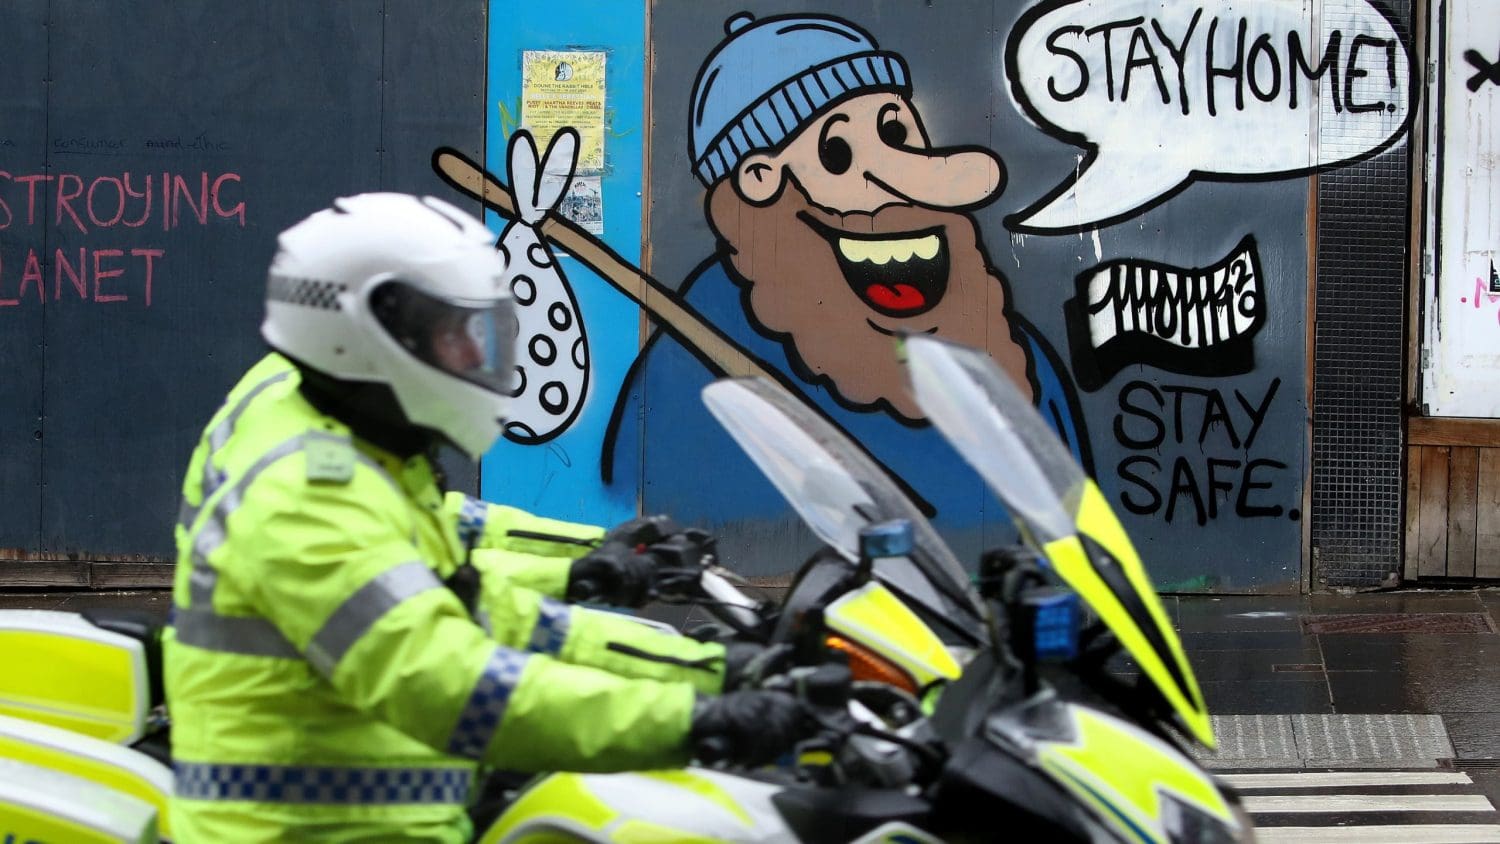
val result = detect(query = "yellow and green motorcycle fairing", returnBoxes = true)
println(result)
[1040,482,1212,747]
[0,714,172,840]
[988,695,1237,844]
[0,757,159,844]
[0,610,153,745]
[480,766,944,844]
[823,582,963,690]
[902,335,1212,748]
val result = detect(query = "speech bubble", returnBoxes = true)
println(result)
[1004,0,1413,234]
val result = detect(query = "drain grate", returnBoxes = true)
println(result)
[1302,613,1497,635]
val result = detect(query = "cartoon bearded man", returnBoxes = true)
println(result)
[605,12,1089,549]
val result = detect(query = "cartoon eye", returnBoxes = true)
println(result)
[878,104,913,149]
[818,116,853,175]
[879,117,908,148]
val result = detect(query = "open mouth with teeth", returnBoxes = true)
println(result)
[798,213,949,319]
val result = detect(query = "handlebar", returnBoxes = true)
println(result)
[638,530,773,639]
[695,734,734,765]
[568,576,603,603]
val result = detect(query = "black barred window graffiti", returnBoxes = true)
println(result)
[1065,236,1265,391]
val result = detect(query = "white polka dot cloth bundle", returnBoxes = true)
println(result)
[496,129,589,444]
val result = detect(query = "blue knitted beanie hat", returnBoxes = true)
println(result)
[689,12,911,187]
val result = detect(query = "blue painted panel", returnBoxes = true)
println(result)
[480,1,643,527]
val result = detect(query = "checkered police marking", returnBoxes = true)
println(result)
[447,647,531,759]
[527,597,571,656]
[456,495,489,547]
[173,762,471,804]
[267,274,346,310]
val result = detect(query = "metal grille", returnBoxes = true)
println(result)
[1302,613,1496,634]
[1311,0,1413,588]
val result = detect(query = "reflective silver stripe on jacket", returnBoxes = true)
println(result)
[174,761,472,804]
[172,607,300,659]
[186,429,404,576]
[179,369,293,531]
[526,597,571,656]
[447,647,531,759]
[305,562,444,676]
[181,433,309,614]
[174,430,403,657]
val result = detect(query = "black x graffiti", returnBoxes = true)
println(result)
[1466,47,1500,92]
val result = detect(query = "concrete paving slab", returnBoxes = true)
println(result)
[1198,714,1455,769]
[1294,714,1454,768]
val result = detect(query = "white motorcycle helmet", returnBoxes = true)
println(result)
[261,192,515,459]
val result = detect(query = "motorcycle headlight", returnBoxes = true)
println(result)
[1160,791,1256,844]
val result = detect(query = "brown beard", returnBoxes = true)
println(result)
[706,178,1034,421]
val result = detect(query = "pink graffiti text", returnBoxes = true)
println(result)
[0,247,164,307]
[1459,276,1500,324]
[0,171,244,234]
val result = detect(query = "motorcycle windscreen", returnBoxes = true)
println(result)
[701,378,987,641]
[902,335,1213,748]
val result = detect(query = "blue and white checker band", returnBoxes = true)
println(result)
[527,597,571,656]
[456,495,489,547]
[447,647,531,759]
[174,762,471,804]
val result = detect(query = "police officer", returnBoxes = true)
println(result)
[165,193,804,841]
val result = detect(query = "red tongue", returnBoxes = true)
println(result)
[865,283,926,312]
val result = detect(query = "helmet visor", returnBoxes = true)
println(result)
[370,279,516,395]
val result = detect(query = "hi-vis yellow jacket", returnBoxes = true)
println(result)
[165,354,727,842]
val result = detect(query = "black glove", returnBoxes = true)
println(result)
[602,514,683,548]
[690,690,810,768]
[566,541,656,606]
[721,640,787,692]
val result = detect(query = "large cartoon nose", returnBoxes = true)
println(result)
[865,146,1005,210]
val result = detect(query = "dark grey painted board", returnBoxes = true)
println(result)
[0,1,486,559]
[381,0,488,496]
[0,0,49,554]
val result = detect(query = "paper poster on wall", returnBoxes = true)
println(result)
[559,175,603,234]
[521,50,607,171]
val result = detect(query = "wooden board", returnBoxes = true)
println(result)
[1409,418,1500,447]
[1417,446,1451,578]
[0,560,172,590]
[1405,445,1425,580]
[1477,449,1500,578]
[1448,447,1480,578]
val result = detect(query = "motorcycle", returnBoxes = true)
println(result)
[481,334,1250,843]
[0,335,1248,843]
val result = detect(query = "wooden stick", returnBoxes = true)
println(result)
[432,147,776,382]
[430,146,936,515]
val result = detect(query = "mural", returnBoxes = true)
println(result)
[454,0,1415,591]
[605,10,1092,533]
